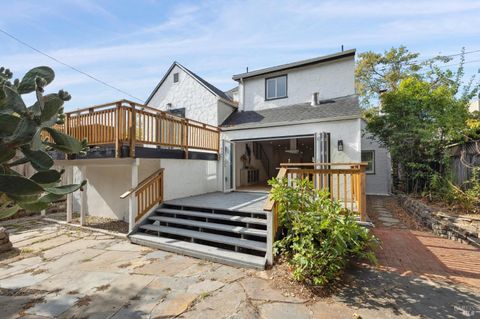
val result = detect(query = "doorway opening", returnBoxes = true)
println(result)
[233,136,315,192]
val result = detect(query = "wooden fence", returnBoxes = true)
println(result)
[448,140,480,188]
[48,99,220,157]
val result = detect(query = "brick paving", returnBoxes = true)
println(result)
[370,196,480,289]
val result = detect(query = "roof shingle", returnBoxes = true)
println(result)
[221,95,360,128]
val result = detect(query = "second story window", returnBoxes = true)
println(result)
[265,75,287,100]
[173,72,179,83]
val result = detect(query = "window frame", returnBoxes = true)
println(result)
[173,72,179,83]
[265,74,288,101]
[361,150,375,174]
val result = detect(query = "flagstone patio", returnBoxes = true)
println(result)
[0,216,479,319]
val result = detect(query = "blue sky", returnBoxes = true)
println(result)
[1,0,480,110]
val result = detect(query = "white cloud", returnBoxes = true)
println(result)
[2,0,480,109]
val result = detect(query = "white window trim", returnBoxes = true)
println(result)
[361,150,375,174]
[265,75,287,100]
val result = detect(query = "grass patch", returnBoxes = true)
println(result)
[75,295,92,307]
[20,248,35,254]
[95,284,110,292]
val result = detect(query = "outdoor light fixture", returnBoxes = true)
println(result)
[337,140,344,152]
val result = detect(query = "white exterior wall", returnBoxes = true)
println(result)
[63,157,220,221]
[161,158,219,200]
[361,121,391,195]
[147,65,220,126]
[222,118,362,164]
[239,57,355,111]
[217,100,235,125]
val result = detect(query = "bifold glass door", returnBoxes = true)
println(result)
[223,140,234,192]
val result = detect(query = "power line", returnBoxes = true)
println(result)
[421,49,480,61]
[437,59,480,69]
[0,28,143,102]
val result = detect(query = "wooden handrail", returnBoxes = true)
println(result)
[50,100,221,156]
[279,162,368,167]
[120,168,164,199]
[120,168,165,223]
[263,167,287,211]
[263,163,367,222]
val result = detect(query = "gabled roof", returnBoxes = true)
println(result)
[224,86,239,99]
[232,49,356,81]
[145,61,236,106]
[221,95,360,129]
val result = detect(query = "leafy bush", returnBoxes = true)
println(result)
[424,171,480,213]
[269,177,377,285]
[0,66,87,218]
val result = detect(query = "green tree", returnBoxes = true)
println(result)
[355,46,450,107]
[0,66,87,218]
[365,76,472,192]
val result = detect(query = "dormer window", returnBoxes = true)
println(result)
[265,75,287,100]
[173,72,179,83]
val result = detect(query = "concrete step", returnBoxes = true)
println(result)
[129,233,266,269]
[148,216,267,237]
[156,208,267,225]
[139,224,267,252]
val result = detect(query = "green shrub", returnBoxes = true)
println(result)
[269,177,377,285]
[425,171,480,213]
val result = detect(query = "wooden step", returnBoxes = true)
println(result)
[156,208,267,225]
[139,224,267,252]
[129,233,266,269]
[148,216,267,237]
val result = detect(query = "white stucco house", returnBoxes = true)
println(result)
[52,49,390,268]
[147,49,391,195]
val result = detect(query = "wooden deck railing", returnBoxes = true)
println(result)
[263,162,367,264]
[120,168,164,223]
[47,99,220,157]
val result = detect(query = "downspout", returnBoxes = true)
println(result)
[240,78,245,112]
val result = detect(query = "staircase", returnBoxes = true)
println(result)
[129,202,268,269]
[253,142,270,177]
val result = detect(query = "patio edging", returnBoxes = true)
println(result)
[398,194,480,248]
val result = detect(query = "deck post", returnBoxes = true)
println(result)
[266,210,274,266]
[183,120,189,159]
[64,114,70,160]
[115,102,121,158]
[66,166,73,223]
[129,102,136,158]
[80,165,87,226]
[129,159,139,232]
[359,165,367,222]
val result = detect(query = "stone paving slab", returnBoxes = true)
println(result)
[240,277,306,303]
[260,303,312,319]
[25,293,78,317]
[0,218,479,319]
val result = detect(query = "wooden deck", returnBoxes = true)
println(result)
[164,191,268,214]
[47,99,220,159]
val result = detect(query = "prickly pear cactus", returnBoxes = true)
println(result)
[0,66,88,218]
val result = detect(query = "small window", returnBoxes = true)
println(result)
[169,107,185,118]
[265,75,287,100]
[173,72,179,83]
[361,150,375,174]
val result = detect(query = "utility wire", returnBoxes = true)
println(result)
[0,28,144,102]
[419,49,480,62]
[437,59,480,69]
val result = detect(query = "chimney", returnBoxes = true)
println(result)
[311,92,319,106]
